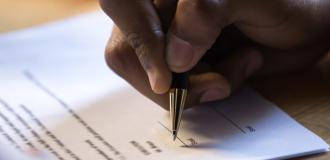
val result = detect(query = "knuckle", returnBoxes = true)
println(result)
[105,39,129,76]
[126,31,164,71]
[136,45,152,71]
[126,32,145,52]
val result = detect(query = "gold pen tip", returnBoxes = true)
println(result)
[172,130,177,141]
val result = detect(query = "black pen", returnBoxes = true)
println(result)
[169,72,188,141]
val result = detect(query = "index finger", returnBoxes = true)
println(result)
[100,0,171,94]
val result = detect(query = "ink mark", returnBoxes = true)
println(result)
[211,107,246,134]
[157,121,188,147]
[246,126,256,133]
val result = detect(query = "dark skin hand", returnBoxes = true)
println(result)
[100,0,330,110]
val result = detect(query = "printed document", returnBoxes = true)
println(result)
[0,12,328,160]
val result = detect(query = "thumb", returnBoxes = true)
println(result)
[166,0,236,73]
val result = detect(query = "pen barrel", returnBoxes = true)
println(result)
[169,88,187,136]
[171,72,188,89]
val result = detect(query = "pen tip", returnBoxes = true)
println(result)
[172,130,177,141]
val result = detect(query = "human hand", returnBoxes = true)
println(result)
[100,0,330,109]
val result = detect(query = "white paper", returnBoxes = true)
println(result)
[0,12,328,160]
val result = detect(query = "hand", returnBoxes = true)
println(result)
[100,0,330,109]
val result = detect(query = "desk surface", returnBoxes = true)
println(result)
[1,0,329,159]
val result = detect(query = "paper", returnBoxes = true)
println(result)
[0,143,45,160]
[0,12,328,160]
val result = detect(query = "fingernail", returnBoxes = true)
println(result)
[167,34,193,69]
[147,70,158,92]
[199,88,228,103]
[147,70,170,94]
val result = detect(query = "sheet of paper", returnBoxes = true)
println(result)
[0,12,328,160]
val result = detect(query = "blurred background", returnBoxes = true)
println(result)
[0,0,99,33]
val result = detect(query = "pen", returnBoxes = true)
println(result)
[169,72,188,141]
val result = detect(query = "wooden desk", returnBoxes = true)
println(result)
[1,0,329,159]
[0,0,99,32]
